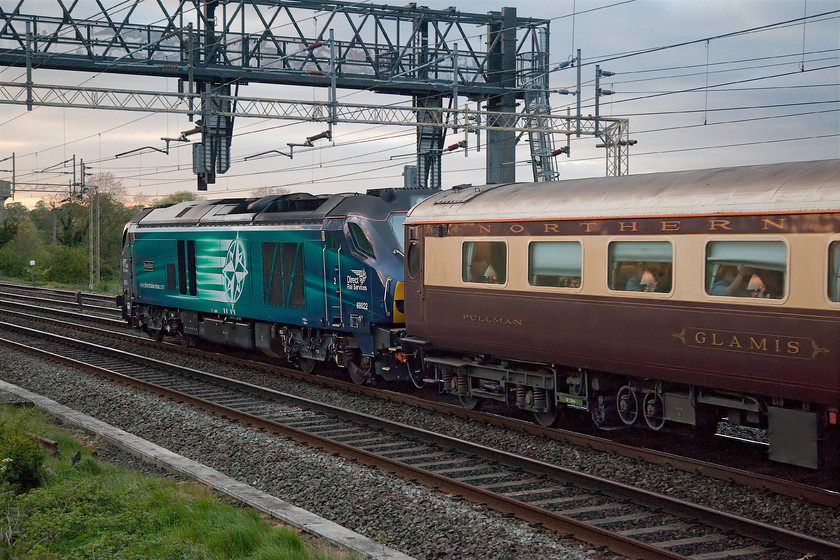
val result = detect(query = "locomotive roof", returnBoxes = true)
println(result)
[130,188,423,227]
[405,159,840,223]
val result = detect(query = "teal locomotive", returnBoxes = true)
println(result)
[118,189,426,384]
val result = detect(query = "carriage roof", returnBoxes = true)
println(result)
[405,160,840,223]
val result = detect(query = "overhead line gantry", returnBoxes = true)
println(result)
[0,0,633,190]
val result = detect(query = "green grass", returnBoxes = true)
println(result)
[0,404,356,560]
[0,275,122,294]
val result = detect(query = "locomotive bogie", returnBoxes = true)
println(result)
[404,160,840,468]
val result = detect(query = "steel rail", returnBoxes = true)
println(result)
[0,281,116,304]
[0,298,125,325]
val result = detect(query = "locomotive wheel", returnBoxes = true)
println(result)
[146,328,165,342]
[177,333,196,348]
[533,409,559,427]
[298,358,317,374]
[345,353,372,385]
[458,395,482,410]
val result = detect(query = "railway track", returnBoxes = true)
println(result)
[0,281,121,320]
[0,318,837,560]
[1,287,838,508]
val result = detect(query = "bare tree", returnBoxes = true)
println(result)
[251,186,290,198]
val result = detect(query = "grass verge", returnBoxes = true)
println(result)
[0,402,357,560]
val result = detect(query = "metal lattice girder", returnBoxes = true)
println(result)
[415,95,445,189]
[0,80,627,134]
[600,119,633,176]
[0,0,549,98]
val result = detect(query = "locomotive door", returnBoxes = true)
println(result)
[322,231,343,327]
[120,243,134,299]
[119,232,136,313]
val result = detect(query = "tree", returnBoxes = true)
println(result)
[0,215,47,279]
[95,191,138,281]
[29,197,68,246]
[43,244,88,284]
[251,186,289,197]
[55,201,88,247]
[90,172,126,200]
[155,191,201,206]
[0,202,28,248]
[3,179,208,288]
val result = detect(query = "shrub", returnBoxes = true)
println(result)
[0,424,45,491]
[43,245,88,285]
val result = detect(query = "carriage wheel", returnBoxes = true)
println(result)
[643,392,666,431]
[617,385,640,426]
[458,395,482,410]
[533,409,559,427]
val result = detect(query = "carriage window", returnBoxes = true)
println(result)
[462,241,506,284]
[407,242,420,279]
[529,241,581,288]
[705,240,786,299]
[608,241,672,293]
[828,242,840,302]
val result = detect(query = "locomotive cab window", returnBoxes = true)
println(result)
[529,241,582,288]
[705,240,786,299]
[348,222,375,259]
[830,242,840,302]
[387,213,408,252]
[462,241,506,284]
[608,241,673,293]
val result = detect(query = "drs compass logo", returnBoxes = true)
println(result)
[222,235,248,304]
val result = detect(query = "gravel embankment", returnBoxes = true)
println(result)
[0,349,603,560]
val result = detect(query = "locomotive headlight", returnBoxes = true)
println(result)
[393,281,405,324]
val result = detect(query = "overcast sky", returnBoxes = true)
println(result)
[1,0,838,208]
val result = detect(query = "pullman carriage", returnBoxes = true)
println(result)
[402,160,840,469]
